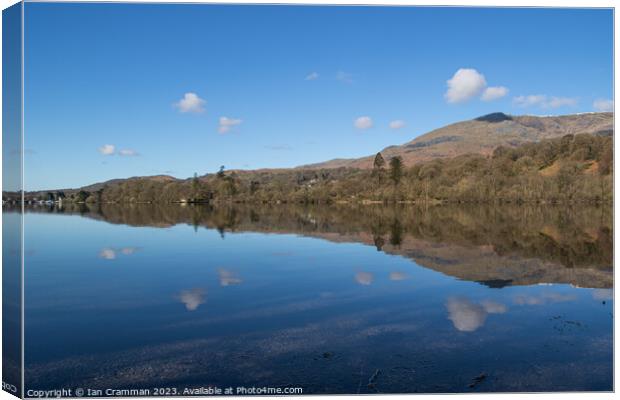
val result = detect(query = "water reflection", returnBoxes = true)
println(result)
[16,202,611,289]
[354,271,374,286]
[592,289,613,301]
[98,246,140,260]
[446,297,507,332]
[120,247,139,255]
[13,203,613,393]
[389,271,408,281]
[99,248,116,260]
[177,288,206,311]
[218,268,242,286]
[513,292,576,306]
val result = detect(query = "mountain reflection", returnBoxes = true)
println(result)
[13,203,612,288]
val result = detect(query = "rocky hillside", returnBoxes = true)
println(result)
[302,112,613,169]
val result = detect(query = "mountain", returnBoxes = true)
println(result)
[301,112,613,169]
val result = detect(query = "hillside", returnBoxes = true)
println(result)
[9,131,611,206]
[302,112,613,169]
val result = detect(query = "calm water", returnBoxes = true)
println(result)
[15,204,613,393]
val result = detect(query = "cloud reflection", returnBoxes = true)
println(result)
[389,271,408,281]
[592,289,613,301]
[513,292,576,306]
[218,268,242,286]
[446,297,507,332]
[99,248,116,260]
[120,247,139,255]
[177,288,206,311]
[480,300,508,314]
[355,272,374,286]
[99,246,140,260]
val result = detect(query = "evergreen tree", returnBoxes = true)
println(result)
[217,166,226,179]
[373,152,385,170]
[389,156,403,185]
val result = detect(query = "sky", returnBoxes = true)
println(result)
[22,4,613,190]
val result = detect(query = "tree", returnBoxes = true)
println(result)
[599,144,612,175]
[250,180,260,194]
[389,219,403,247]
[373,235,385,251]
[217,166,226,179]
[372,152,386,183]
[75,190,90,202]
[373,152,385,170]
[192,173,200,200]
[95,188,104,203]
[557,162,578,200]
[389,156,403,186]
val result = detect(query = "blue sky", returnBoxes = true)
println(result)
[23,4,613,190]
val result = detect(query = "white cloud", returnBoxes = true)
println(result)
[513,94,578,109]
[98,144,115,156]
[445,68,487,103]
[174,92,206,113]
[593,98,614,112]
[389,120,406,130]
[481,86,509,101]
[218,116,242,134]
[355,272,374,285]
[119,149,139,157]
[305,72,319,81]
[354,116,373,130]
[547,96,578,108]
[513,94,547,108]
[336,71,354,84]
[177,288,206,311]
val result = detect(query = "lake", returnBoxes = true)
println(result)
[11,204,614,393]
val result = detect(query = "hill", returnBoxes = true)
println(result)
[10,130,612,205]
[301,112,613,169]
